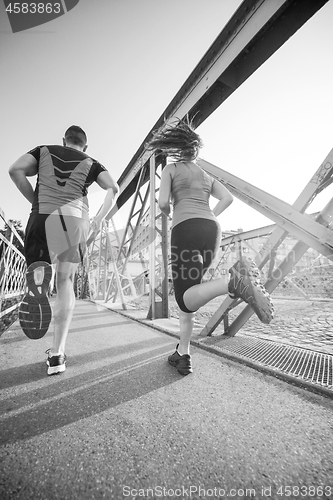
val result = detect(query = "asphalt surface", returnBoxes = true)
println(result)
[0,300,333,500]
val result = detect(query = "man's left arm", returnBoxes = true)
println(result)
[92,170,119,227]
[9,154,38,204]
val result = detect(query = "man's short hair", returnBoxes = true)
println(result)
[64,125,87,147]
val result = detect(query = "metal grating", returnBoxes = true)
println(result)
[209,336,333,390]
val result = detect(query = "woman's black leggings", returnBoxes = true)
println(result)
[171,218,221,313]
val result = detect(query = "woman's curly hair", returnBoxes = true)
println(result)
[146,117,203,161]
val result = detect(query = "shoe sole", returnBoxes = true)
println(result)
[229,258,274,324]
[47,363,66,376]
[19,261,52,339]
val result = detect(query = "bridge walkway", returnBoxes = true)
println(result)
[0,299,332,500]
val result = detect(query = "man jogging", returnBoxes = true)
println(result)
[9,125,119,375]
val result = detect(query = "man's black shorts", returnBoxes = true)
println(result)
[24,213,90,267]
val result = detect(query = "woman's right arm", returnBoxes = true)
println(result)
[210,178,233,217]
[158,164,174,216]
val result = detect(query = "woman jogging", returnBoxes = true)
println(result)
[146,118,273,375]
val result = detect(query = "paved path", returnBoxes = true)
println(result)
[1,300,333,500]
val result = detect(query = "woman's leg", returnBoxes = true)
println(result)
[182,219,224,311]
[171,219,221,357]
[183,276,229,312]
[177,310,195,355]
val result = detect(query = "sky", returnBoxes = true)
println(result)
[1,0,333,235]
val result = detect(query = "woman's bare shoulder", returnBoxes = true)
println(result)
[163,162,177,174]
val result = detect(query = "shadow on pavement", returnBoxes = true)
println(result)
[0,337,172,390]
[0,339,180,446]
[0,315,136,345]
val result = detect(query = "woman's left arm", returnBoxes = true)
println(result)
[211,178,233,217]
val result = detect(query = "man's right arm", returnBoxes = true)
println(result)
[9,154,38,204]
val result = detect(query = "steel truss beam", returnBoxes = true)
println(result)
[198,158,333,257]
[106,164,151,305]
[226,198,333,336]
[221,224,276,247]
[112,0,328,214]
[84,219,129,307]
[210,225,275,282]
[198,148,333,336]
[147,155,169,319]
[87,156,169,318]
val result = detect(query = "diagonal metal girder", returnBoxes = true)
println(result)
[198,158,333,258]
[226,197,333,336]
[221,224,276,247]
[110,0,329,217]
[198,148,333,336]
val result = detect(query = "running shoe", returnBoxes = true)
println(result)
[19,261,53,339]
[168,344,193,375]
[46,349,66,376]
[228,257,274,324]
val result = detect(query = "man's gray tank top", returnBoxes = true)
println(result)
[171,162,217,228]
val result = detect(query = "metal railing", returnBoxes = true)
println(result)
[0,209,26,335]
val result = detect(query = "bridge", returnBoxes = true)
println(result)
[1,1,333,496]
[3,0,332,392]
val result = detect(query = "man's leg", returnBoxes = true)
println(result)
[19,214,53,339]
[51,261,79,355]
